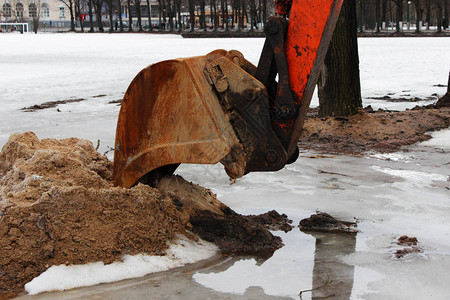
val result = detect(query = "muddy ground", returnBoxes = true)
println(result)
[0,133,289,295]
[300,104,450,154]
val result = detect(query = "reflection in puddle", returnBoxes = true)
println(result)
[306,232,356,299]
[194,230,357,299]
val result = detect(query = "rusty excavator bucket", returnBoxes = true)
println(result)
[113,0,344,188]
[113,50,287,188]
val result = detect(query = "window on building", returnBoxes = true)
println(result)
[2,3,12,18]
[29,3,37,18]
[41,3,49,18]
[16,3,24,18]
[60,6,65,18]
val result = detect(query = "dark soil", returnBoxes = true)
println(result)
[299,213,358,233]
[245,210,293,232]
[21,98,87,112]
[300,105,450,154]
[190,209,284,256]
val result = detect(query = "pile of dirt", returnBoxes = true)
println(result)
[300,106,450,153]
[299,213,358,233]
[0,132,283,295]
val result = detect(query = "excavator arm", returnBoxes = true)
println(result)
[113,0,343,188]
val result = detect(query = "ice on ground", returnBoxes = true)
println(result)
[370,165,449,187]
[419,128,450,150]
[24,235,218,295]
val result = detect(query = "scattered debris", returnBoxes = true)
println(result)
[108,99,122,105]
[21,98,87,112]
[299,213,357,233]
[394,235,422,258]
[397,235,418,246]
[245,210,293,232]
[395,247,422,258]
[318,170,351,177]
[366,95,431,102]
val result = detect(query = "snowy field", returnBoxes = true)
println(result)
[1,34,450,299]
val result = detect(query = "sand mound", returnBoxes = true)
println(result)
[0,132,284,294]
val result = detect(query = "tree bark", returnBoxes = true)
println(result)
[94,0,104,31]
[412,0,421,32]
[376,0,381,32]
[127,0,133,31]
[118,0,124,31]
[188,0,195,31]
[135,0,143,31]
[317,0,362,117]
[108,0,114,32]
[146,0,152,31]
[76,0,84,31]
[88,0,95,32]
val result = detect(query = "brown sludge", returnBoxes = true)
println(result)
[301,106,450,154]
[0,132,283,295]
[299,213,358,233]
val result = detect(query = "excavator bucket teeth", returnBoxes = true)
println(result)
[113,52,241,188]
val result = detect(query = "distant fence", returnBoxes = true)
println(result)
[0,22,29,33]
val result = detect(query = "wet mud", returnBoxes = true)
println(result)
[0,133,285,295]
[299,213,358,234]
[21,99,87,112]
[300,106,450,154]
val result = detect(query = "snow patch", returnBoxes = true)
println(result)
[419,128,450,150]
[24,235,218,295]
[370,165,448,187]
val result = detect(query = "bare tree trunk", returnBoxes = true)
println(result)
[167,0,175,31]
[62,0,76,31]
[88,0,95,31]
[146,0,152,31]
[94,0,104,31]
[393,0,403,32]
[213,0,218,30]
[223,0,229,31]
[188,0,195,31]
[70,0,76,31]
[135,0,143,31]
[162,0,167,29]
[376,0,381,32]
[435,1,443,32]
[76,0,84,31]
[199,0,206,31]
[176,0,181,32]
[444,0,449,29]
[118,0,124,31]
[426,0,431,29]
[318,0,362,117]
[358,0,365,31]
[127,0,133,31]
[262,0,267,23]
[412,0,421,32]
[158,0,164,31]
[108,0,114,31]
